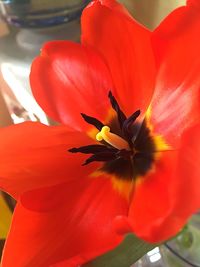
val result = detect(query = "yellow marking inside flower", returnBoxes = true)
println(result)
[145,105,153,131]
[154,135,170,151]
[91,170,133,201]
[96,126,130,150]
[111,176,135,201]
[146,105,171,152]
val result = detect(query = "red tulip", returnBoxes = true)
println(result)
[0,0,200,266]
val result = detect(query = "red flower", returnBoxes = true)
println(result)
[1,0,200,266]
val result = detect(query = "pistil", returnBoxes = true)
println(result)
[96,126,130,150]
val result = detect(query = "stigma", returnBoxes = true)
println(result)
[96,126,130,150]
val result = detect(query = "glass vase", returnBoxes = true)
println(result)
[133,214,200,267]
[161,213,200,267]
[0,0,90,28]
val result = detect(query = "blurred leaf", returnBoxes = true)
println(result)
[0,193,12,239]
[84,234,158,267]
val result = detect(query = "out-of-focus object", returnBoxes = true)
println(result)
[119,0,186,29]
[0,18,9,36]
[0,192,13,261]
[0,87,13,127]
[133,247,164,267]
[161,214,200,267]
[134,214,200,267]
[0,0,86,125]
[0,193,12,240]
[0,0,90,28]
[0,71,39,124]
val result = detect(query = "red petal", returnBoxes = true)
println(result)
[0,122,96,199]
[187,0,200,8]
[30,41,113,130]
[2,176,128,267]
[81,0,156,116]
[129,122,200,243]
[175,123,200,218]
[129,151,183,242]
[150,4,200,148]
[128,4,200,241]
[152,3,200,67]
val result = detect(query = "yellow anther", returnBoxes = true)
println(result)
[96,126,110,141]
[96,126,130,150]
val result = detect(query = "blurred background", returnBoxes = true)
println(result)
[2,1,200,267]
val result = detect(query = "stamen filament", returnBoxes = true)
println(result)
[96,126,130,150]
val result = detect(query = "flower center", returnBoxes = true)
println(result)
[69,91,156,181]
